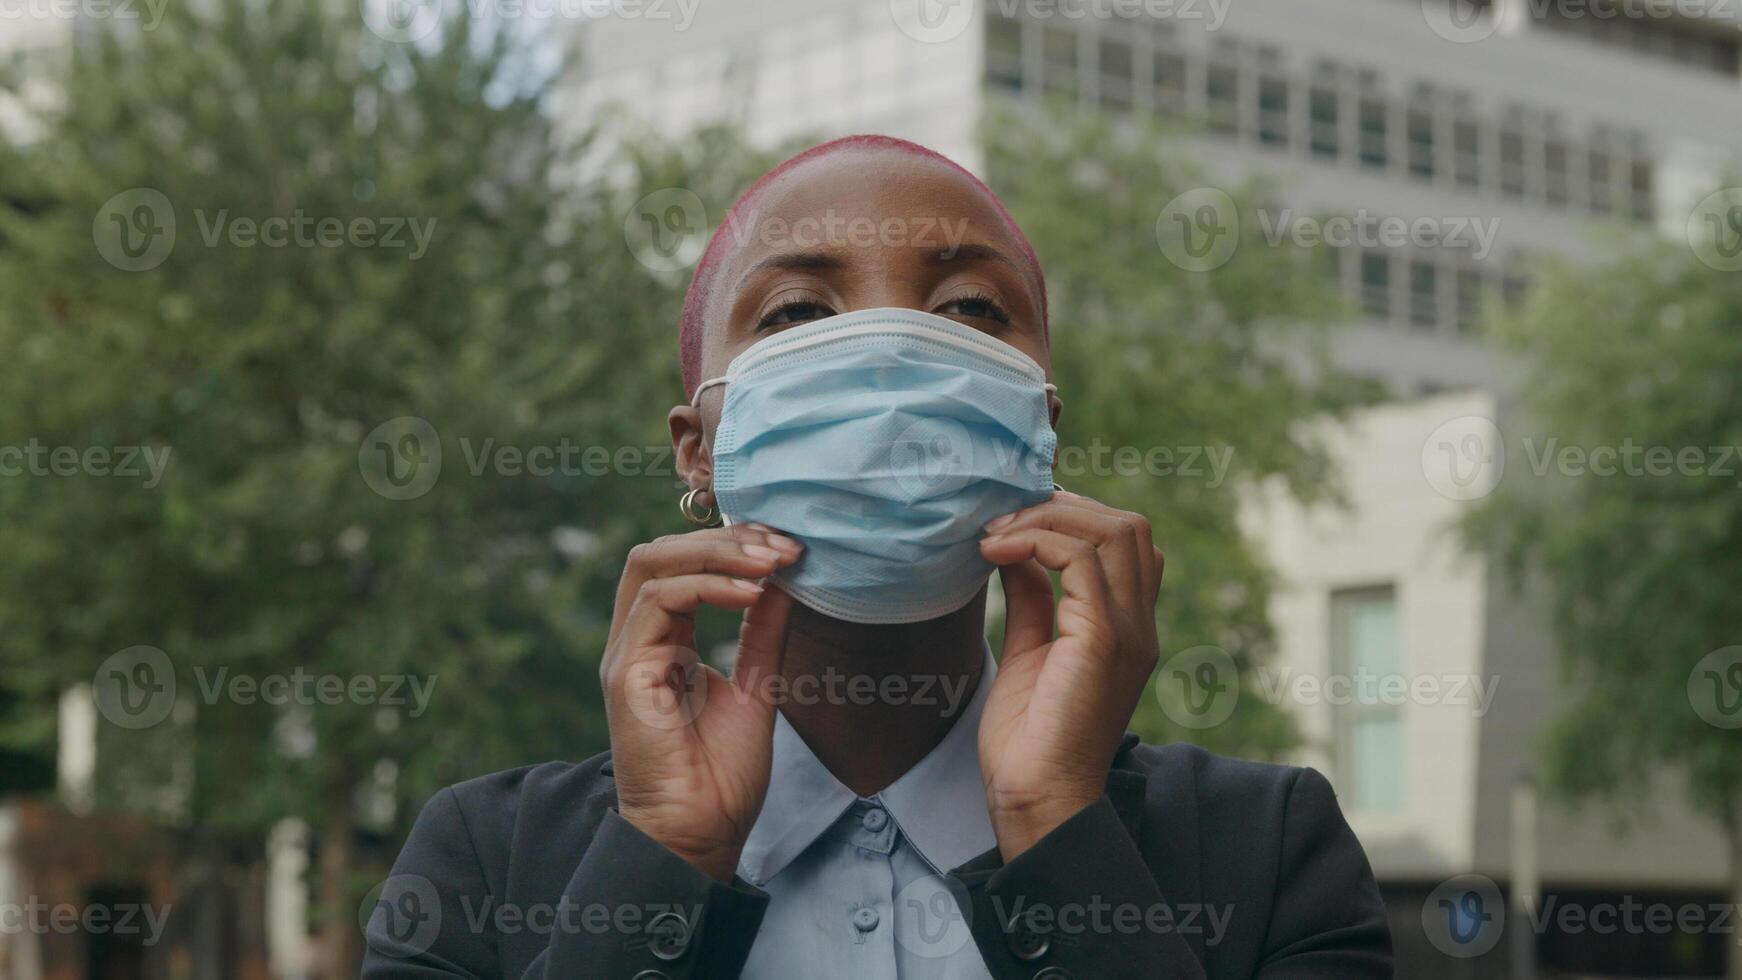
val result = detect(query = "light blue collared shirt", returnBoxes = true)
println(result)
[738,647,999,978]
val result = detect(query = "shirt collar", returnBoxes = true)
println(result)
[737,644,999,887]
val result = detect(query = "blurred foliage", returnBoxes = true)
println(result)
[0,0,772,953]
[984,105,1371,758]
[1464,239,1742,829]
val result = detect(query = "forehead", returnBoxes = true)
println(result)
[703,148,1038,322]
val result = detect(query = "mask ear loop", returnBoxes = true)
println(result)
[690,376,728,408]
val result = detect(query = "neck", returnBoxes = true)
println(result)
[775,588,988,798]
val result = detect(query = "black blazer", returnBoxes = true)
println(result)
[363,737,1392,979]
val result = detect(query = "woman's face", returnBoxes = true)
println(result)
[673,148,1057,490]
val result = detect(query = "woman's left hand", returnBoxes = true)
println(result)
[975,490,1164,861]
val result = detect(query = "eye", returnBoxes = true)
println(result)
[756,299,835,330]
[935,291,1011,324]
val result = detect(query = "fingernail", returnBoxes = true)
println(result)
[742,544,782,562]
[733,579,765,592]
[984,513,1015,531]
[766,534,803,555]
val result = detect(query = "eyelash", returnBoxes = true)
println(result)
[754,292,1012,330]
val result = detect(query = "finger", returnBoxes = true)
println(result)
[612,530,802,636]
[979,528,1114,634]
[618,573,767,652]
[732,584,794,702]
[1047,493,1162,598]
[985,498,1143,598]
[997,559,1055,656]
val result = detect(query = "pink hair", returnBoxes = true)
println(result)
[677,134,1049,397]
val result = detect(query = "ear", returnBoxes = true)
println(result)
[669,404,715,510]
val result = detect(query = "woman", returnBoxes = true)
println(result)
[364,135,1392,979]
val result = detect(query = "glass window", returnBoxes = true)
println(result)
[1587,146,1612,214]
[1360,250,1391,320]
[1153,49,1187,114]
[1258,74,1289,147]
[1500,125,1526,199]
[1630,158,1654,223]
[1453,117,1480,190]
[1309,84,1339,159]
[1333,587,1404,812]
[1456,266,1485,333]
[1043,26,1079,101]
[1407,105,1435,180]
[1358,96,1387,170]
[1410,259,1438,329]
[1544,138,1569,208]
[1098,37,1133,111]
[986,14,1024,93]
[1206,60,1239,136]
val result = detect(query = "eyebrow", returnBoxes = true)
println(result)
[738,251,847,284]
[927,241,1022,272]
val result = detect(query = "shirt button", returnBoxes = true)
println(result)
[861,807,889,832]
[852,906,881,932]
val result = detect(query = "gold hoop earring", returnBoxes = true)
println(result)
[680,487,718,526]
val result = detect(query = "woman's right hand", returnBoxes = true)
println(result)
[601,524,802,883]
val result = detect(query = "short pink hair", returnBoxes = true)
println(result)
[678,134,1049,397]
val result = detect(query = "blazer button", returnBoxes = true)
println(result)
[631,972,670,980]
[1031,969,1071,980]
[646,910,691,961]
[1006,922,1050,961]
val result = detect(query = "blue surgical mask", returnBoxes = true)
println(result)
[692,307,1057,624]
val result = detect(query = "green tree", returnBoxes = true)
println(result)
[0,5,768,974]
[984,106,1370,757]
[1466,237,1742,977]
